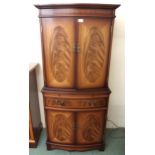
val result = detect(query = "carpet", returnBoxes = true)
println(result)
[29,128,125,155]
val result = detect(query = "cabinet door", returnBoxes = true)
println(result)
[77,19,112,88]
[46,110,74,144]
[41,18,75,88]
[76,110,105,144]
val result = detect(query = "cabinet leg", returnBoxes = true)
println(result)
[99,144,105,151]
[99,147,105,151]
[47,145,50,150]
[46,143,53,150]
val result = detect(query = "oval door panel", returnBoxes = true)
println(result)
[83,26,105,83]
[77,19,111,88]
[41,18,75,88]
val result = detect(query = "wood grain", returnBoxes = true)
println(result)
[29,110,34,141]
[29,66,42,148]
[42,18,75,88]
[45,97,107,109]
[35,3,120,151]
[77,18,111,88]
[76,110,105,144]
[46,110,74,144]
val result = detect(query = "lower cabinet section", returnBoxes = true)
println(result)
[43,89,110,151]
[45,108,107,150]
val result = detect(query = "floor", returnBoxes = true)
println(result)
[29,128,125,155]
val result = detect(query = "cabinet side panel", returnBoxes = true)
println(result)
[29,70,41,128]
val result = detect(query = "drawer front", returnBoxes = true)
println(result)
[45,97,108,109]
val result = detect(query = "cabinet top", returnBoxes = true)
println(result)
[29,63,38,72]
[35,3,120,10]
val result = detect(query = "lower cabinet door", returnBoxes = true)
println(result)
[76,110,106,144]
[46,110,74,144]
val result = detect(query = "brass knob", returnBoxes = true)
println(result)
[77,46,80,52]
[55,99,64,106]
[88,100,96,106]
[73,45,80,52]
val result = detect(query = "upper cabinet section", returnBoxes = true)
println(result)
[36,4,120,89]
[35,3,120,18]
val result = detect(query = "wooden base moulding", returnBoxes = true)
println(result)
[46,141,105,151]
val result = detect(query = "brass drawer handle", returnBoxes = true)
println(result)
[88,100,97,106]
[55,99,65,106]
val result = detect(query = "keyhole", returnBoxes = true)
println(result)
[78,19,84,23]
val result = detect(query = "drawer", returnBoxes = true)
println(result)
[44,97,108,109]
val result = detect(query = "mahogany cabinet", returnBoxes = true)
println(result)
[35,3,120,151]
[29,64,42,147]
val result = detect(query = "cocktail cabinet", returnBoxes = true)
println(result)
[35,3,120,151]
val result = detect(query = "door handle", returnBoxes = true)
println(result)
[74,45,80,53]
[77,46,80,52]
[55,99,65,106]
[88,100,97,106]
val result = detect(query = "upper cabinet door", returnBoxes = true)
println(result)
[77,19,112,89]
[41,18,75,88]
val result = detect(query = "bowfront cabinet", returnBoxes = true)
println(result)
[35,3,120,151]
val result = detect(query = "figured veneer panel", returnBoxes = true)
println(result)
[46,110,74,144]
[77,18,111,88]
[41,18,75,88]
[76,110,105,144]
[35,3,120,151]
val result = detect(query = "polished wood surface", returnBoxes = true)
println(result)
[29,63,38,72]
[35,3,120,151]
[29,64,42,148]
[35,3,120,9]
[41,18,75,88]
[29,110,35,142]
[77,18,111,88]
[45,97,108,109]
[46,141,104,151]
[38,9,115,18]
[46,110,74,144]
[41,17,112,89]
[76,110,104,144]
